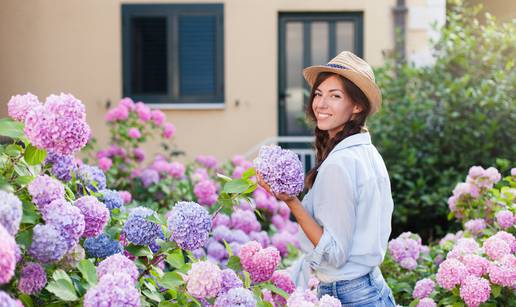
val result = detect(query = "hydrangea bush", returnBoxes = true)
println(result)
[382,166,515,306]
[0,93,330,306]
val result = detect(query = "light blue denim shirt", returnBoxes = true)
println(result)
[291,132,394,286]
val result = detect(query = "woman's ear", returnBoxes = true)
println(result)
[352,105,363,114]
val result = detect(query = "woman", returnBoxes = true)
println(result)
[257,51,395,306]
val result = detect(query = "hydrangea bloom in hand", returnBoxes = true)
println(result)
[254,145,304,196]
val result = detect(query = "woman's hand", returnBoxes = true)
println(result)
[256,172,297,203]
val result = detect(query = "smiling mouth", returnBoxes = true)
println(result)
[316,112,332,119]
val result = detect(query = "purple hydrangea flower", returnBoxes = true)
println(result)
[249,231,271,248]
[28,174,65,212]
[0,291,22,307]
[212,225,233,242]
[84,233,123,259]
[168,201,212,250]
[254,145,304,196]
[207,240,228,261]
[230,209,261,234]
[140,169,160,187]
[77,165,107,193]
[7,92,41,121]
[0,225,16,285]
[123,208,162,246]
[212,213,230,228]
[75,196,110,238]
[29,224,68,263]
[271,231,299,257]
[219,269,243,294]
[83,273,140,307]
[99,189,123,210]
[17,262,47,295]
[45,151,77,182]
[42,199,85,249]
[464,218,486,236]
[214,287,256,307]
[230,229,250,244]
[97,254,139,283]
[0,191,22,236]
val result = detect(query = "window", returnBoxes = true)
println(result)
[122,4,224,107]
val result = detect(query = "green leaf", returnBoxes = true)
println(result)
[222,179,250,194]
[408,299,419,307]
[216,173,233,182]
[158,302,177,307]
[166,249,185,269]
[222,239,233,257]
[452,303,464,307]
[15,175,34,185]
[5,144,22,157]
[126,244,154,258]
[21,203,39,224]
[492,284,502,298]
[241,167,256,179]
[16,228,33,249]
[78,259,97,286]
[261,282,289,300]
[0,118,24,138]
[24,144,46,165]
[226,255,242,272]
[243,271,251,288]
[256,301,274,307]
[158,271,184,289]
[18,294,33,307]
[46,270,79,301]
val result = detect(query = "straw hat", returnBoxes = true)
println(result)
[303,51,382,115]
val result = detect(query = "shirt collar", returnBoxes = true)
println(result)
[330,132,371,154]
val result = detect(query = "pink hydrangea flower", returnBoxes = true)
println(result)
[488,254,516,287]
[447,238,480,260]
[319,294,341,307]
[417,298,437,307]
[118,191,132,204]
[98,157,112,171]
[8,93,41,122]
[186,261,222,298]
[495,210,514,229]
[271,270,296,306]
[412,278,435,299]
[169,161,185,179]
[135,102,152,121]
[105,105,129,122]
[462,254,490,277]
[239,241,280,283]
[194,179,218,206]
[151,109,165,126]
[163,123,176,138]
[491,231,516,253]
[0,225,16,284]
[127,127,141,139]
[483,236,511,261]
[436,258,468,290]
[460,276,491,307]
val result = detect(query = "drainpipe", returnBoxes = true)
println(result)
[393,0,408,63]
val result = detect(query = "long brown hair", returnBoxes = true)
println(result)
[305,72,371,189]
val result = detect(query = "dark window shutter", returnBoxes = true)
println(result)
[131,17,168,95]
[179,15,217,96]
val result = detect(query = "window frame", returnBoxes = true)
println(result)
[122,4,225,108]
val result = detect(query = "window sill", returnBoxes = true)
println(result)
[146,103,225,110]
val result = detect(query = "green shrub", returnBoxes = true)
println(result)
[370,0,516,240]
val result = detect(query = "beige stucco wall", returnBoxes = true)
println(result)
[0,0,397,163]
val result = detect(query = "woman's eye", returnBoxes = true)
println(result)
[315,92,322,96]
[332,95,341,99]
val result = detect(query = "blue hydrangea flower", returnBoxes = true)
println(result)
[168,201,211,251]
[123,207,161,246]
[0,191,22,236]
[99,189,123,210]
[77,165,106,193]
[84,234,123,259]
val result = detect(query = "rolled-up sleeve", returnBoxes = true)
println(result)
[307,161,356,270]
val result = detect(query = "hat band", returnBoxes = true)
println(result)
[324,63,349,69]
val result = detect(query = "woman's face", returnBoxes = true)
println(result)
[312,75,362,138]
